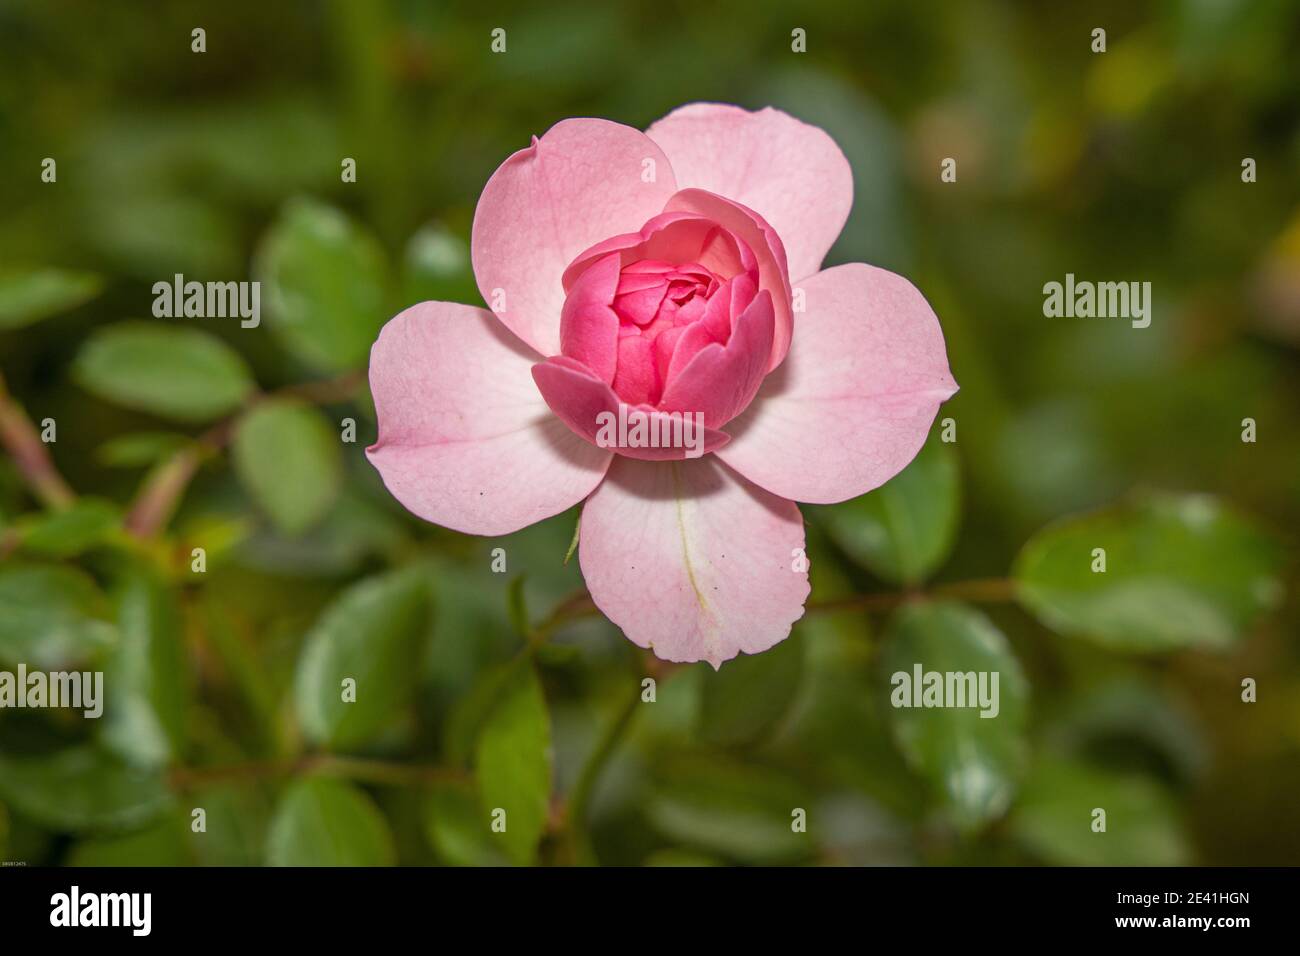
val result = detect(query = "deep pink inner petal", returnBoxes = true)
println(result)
[558,215,762,413]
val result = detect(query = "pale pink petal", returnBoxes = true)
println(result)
[664,188,793,371]
[366,302,611,536]
[580,456,810,668]
[532,356,730,460]
[471,118,678,356]
[716,263,957,504]
[647,103,853,283]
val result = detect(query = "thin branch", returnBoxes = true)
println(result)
[558,677,644,864]
[124,446,203,538]
[124,369,364,538]
[0,370,75,508]
[568,683,641,821]
[934,576,1019,604]
[804,591,917,615]
[531,588,597,640]
[0,526,19,560]
[277,368,367,405]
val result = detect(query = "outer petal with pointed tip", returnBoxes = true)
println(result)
[366,301,611,536]
[716,263,958,504]
[471,118,678,356]
[579,455,809,667]
[647,103,852,283]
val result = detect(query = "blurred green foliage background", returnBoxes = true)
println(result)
[0,0,1298,867]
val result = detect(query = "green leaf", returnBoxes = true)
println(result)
[73,321,254,422]
[232,398,342,535]
[1010,757,1191,866]
[401,222,476,305]
[423,780,508,866]
[1044,679,1208,784]
[84,194,241,277]
[475,656,552,865]
[880,601,1029,829]
[254,197,390,372]
[234,489,407,577]
[698,633,804,746]
[646,757,810,864]
[188,784,271,867]
[66,814,192,866]
[1014,492,1285,651]
[293,567,432,749]
[266,777,395,866]
[0,563,117,667]
[819,438,959,585]
[0,746,172,832]
[101,565,190,766]
[15,499,122,557]
[441,658,518,767]
[96,431,193,469]
[0,267,102,330]
[199,598,283,754]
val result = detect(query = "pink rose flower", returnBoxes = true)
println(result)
[367,103,957,667]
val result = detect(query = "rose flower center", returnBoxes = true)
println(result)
[531,208,781,462]
[607,258,729,406]
[558,214,764,408]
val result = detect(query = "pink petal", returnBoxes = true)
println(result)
[652,324,687,384]
[658,289,775,429]
[611,333,658,405]
[647,103,853,283]
[532,357,730,460]
[579,456,810,668]
[560,252,620,384]
[366,302,611,535]
[664,188,793,372]
[660,320,715,384]
[716,264,958,504]
[561,212,737,292]
[614,282,668,326]
[471,119,678,356]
